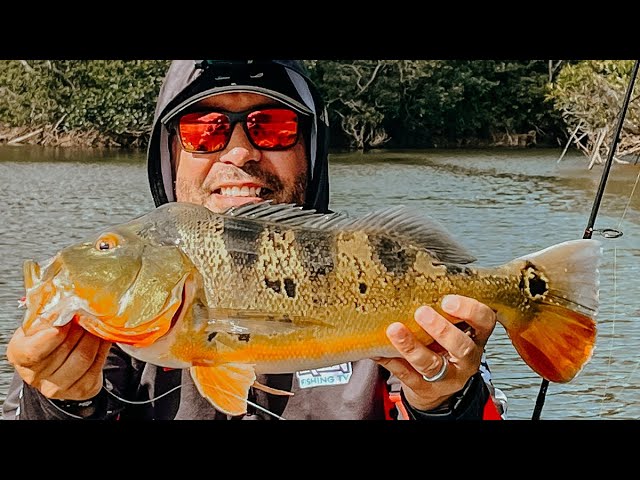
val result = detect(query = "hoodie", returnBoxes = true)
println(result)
[147,60,331,212]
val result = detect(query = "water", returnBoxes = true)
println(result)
[1,145,638,420]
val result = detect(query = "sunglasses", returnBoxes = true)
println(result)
[175,107,304,154]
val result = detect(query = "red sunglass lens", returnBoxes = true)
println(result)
[179,112,230,152]
[177,108,300,153]
[247,109,299,149]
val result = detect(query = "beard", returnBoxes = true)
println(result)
[175,161,308,210]
[241,162,307,206]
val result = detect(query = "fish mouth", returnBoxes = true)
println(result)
[22,257,67,332]
[75,272,195,347]
[22,254,197,348]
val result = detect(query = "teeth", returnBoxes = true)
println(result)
[220,186,262,197]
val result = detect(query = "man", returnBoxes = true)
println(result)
[3,60,505,420]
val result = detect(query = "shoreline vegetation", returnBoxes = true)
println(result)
[0,124,125,148]
[0,124,541,149]
[0,124,121,148]
[1,60,637,166]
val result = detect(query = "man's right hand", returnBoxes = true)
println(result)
[6,321,112,401]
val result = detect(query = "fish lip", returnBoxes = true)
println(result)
[23,259,40,290]
[22,256,66,331]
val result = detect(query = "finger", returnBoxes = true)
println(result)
[69,340,111,400]
[65,340,113,401]
[414,305,478,364]
[40,330,104,397]
[6,324,72,369]
[43,339,112,401]
[80,339,112,386]
[441,295,497,346]
[36,323,87,379]
[385,322,447,382]
[376,356,415,384]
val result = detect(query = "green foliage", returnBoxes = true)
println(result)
[545,60,639,161]
[0,60,565,150]
[306,60,566,149]
[0,61,61,126]
[0,60,170,147]
[546,60,637,130]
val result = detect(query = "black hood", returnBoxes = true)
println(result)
[146,60,330,212]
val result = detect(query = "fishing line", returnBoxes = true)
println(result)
[597,246,617,418]
[531,59,639,421]
[597,154,640,417]
[102,384,183,404]
[102,382,287,420]
[617,167,640,230]
[196,381,287,420]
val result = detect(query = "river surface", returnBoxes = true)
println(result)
[1,145,638,420]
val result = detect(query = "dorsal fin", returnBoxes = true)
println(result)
[222,202,476,264]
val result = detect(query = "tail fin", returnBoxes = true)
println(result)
[503,239,601,383]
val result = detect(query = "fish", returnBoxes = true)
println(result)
[20,201,601,416]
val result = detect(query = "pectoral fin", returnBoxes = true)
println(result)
[190,363,256,416]
[205,307,329,336]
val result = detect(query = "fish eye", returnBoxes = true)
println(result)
[95,233,120,251]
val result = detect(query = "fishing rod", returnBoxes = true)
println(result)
[531,59,640,421]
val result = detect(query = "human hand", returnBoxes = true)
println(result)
[376,294,497,411]
[6,320,112,401]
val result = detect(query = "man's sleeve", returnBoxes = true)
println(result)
[1,344,134,420]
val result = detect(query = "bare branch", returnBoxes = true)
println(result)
[357,61,386,95]
[7,128,43,145]
[557,120,584,163]
[548,60,564,82]
[45,60,76,90]
[19,60,35,74]
[346,61,387,94]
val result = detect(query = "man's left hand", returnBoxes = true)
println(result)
[375,294,497,411]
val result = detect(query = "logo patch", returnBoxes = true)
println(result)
[296,363,353,389]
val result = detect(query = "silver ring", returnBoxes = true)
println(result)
[421,355,449,383]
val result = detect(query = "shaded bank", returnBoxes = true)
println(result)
[0,60,564,151]
[0,124,120,148]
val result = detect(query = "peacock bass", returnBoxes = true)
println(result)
[21,202,601,416]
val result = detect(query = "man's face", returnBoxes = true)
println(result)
[172,92,308,213]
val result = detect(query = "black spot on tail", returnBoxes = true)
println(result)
[359,283,367,294]
[372,236,415,275]
[237,333,251,342]
[528,272,547,296]
[520,263,549,299]
[207,332,218,342]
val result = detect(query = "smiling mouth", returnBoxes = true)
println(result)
[213,186,272,198]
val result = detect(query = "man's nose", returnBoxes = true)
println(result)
[218,123,261,166]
